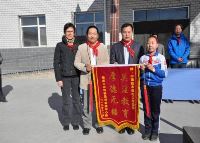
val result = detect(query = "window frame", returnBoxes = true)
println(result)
[133,6,189,22]
[74,11,105,43]
[20,15,47,48]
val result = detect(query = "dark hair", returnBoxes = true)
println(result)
[174,24,183,30]
[86,25,99,35]
[63,23,75,33]
[148,35,158,43]
[121,23,134,32]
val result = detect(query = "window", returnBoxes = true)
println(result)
[75,11,104,43]
[20,15,47,47]
[160,7,188,20]
[134,7,189,22]
[147,9,160,21]
[134,10,146,22]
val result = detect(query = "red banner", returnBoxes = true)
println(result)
[92,65,140,131]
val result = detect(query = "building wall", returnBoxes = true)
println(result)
[119,0,200,41]
[118,0,200,67]
[0,47,54,74]
[105,0,111,45]
[1,0,200,74]
[0,0,104,74]
[0,0,104,49]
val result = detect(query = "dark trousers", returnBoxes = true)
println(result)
[141,84,162,134]
[61,76,81,126]
[171,63,186,68]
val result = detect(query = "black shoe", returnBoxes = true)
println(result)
[72,125,79,130]
[82,128,90,135]
[142,132,151,140]
[96,127,103,134]
[0,97,8,102]
[150,133,158,141]
[63,125,69,131]
[118,129,125,134]
[126,128,135,135]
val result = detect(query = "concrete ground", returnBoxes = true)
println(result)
[0,71,200,143]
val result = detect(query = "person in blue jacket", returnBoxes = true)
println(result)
[140,35,167,141]
[168,24,190,68]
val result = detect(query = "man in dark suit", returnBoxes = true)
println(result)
[53,23,81,131]
[0,52,7,102]
[110,23,144,134]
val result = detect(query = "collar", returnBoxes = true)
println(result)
[146,52,159,56]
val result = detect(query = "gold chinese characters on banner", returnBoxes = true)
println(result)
[92,65,140,131]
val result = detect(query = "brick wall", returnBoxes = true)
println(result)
[1,0,200,70]
[119,0,200,43]
[108,0,200,67]
[0,0,103,49]
[0,0,104,74]
[0,47,55,74]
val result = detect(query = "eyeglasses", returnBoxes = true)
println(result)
[66,31,74,33]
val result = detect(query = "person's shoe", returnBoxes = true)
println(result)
[150,133,158,141]
[96,127,103,134]
[118,128,125,134]
[72,125,79,130]
[0,97,8,102]
[82,128,90,135]
[142,132,151,140]
[126,128,135,135]
[63,125,69,131]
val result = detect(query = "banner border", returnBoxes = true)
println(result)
[92,66,140,131]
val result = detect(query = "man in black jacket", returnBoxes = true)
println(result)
[110,23,144,65]
[0,52,7,102]
[53,23,81,131]
[110,23,144,135]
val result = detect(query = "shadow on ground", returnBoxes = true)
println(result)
[3,85,13,97]
[48,92,83,128]
[139,120,182,143]
[48,92,64,126]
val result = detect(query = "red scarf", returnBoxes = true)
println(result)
[66,43,75,49]
[87,41,100,56]
[148,54,153,64]
[121,39,135,57]
[65,38,75,49]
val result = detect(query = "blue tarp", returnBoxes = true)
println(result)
[163,69,200,100]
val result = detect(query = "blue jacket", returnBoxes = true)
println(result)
[139,52,168,86]
[168,33,190,64]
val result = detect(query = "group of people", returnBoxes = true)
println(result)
[53,22,189,141]
[0,19,190,142]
